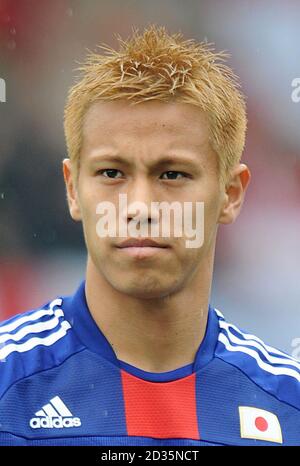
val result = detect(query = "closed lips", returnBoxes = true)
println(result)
[117,239,168,248]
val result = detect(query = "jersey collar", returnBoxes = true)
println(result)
[63,280,220,373]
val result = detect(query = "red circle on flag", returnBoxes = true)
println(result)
[255,416,268,432]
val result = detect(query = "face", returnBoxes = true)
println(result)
[63,100,250,299]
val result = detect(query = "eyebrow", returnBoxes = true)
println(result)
[88,153,201,169]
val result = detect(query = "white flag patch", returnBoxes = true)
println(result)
[239,406,283,444]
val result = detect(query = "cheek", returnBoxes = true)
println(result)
[204,195,221,223]
[202,197,221,247]
[80,199,96,228]
[78,178,99,215]
[77,188,101,241]
[195,184,222,242]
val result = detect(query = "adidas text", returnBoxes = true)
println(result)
[30,417,81,429]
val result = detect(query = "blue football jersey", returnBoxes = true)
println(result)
[0,280,299,446]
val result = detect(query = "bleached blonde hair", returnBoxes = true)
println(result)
[64,25,247,185]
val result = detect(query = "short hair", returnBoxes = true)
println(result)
[64,25,247,185]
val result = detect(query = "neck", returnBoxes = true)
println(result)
[85,252,215,373]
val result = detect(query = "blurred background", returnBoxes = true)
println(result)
[0,0,299,355]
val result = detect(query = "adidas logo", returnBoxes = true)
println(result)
[30,396,81,429]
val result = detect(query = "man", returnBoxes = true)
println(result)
[0,25,299,446]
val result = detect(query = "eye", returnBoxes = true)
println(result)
[160,171,189,180]
[97,169,123,179]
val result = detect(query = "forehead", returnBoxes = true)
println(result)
[81,100,211,153]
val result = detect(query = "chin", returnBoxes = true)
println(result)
[122,288,172,300]
[112,276,180,300]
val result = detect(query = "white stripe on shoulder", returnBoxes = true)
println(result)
[0,309,64,345]
[0,299,62,335]
[220,318,298,360]
[219,319,300,371]
[0,320,71,361]
[218,332,300,383]
[214,308,225,319]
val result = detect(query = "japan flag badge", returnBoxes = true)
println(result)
[239,406,283,444]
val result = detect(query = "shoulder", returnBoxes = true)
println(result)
[213,308,300,410]
[0,295,82,399]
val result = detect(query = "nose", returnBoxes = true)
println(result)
[120,177,160,228]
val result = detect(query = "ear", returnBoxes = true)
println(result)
[218,163,251,224]
[62,158,82,221]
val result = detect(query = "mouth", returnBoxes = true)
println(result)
[115,238,170,259]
